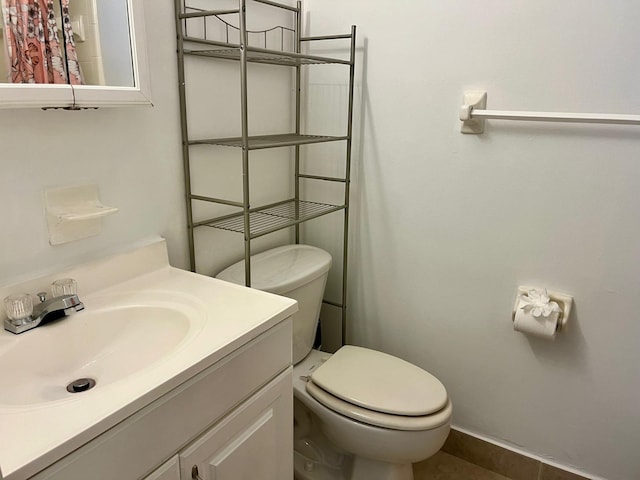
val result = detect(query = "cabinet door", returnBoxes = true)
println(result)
[180,368,293,480]
[142,456,181,480]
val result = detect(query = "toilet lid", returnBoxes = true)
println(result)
[309,345,448,416]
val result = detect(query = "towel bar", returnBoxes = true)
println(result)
[460,91,640,133]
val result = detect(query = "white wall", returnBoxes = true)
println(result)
[0,0,189,285]
[96,0,134,86]
[1,1,638,479]
[304,1,640,479]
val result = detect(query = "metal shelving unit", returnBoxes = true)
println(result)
[174,0,356,343]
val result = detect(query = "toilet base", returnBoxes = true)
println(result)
[294,448,414,480]
[293,402,415,480]
[294,450,350,480]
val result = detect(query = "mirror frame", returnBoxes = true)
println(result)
[0,0,152,109]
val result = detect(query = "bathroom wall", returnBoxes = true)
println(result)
[0,0,189,285]
[1,1,638,479]
[303,1,640,480]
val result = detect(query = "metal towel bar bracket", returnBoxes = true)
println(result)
[460,90,640,134]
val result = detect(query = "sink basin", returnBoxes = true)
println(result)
[0,298,198,407]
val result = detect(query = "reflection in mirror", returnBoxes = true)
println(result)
[0,0,134,87]
[94,0,133,86]
[0,0,82,84]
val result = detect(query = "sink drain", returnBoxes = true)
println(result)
[66,378,96,393]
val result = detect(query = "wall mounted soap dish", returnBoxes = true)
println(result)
[45,184,118,245]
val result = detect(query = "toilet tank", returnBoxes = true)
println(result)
[216,245,332,364]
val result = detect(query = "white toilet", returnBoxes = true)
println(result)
[216,245,452,480]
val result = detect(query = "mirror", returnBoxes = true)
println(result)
[0,0,150,108]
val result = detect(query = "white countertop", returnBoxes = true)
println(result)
[0,240,297,480]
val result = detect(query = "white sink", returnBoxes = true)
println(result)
[0,298,198,406]
[0,239,297,480]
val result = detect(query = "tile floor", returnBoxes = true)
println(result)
[414,451,512,480]
[413,430,590,480]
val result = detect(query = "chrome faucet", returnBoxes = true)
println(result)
[3,282,85,334]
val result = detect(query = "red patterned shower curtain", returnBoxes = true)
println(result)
[1,0,82,84]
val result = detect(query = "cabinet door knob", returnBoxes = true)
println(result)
[191,465,203,480]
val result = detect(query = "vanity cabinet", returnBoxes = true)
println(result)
[143,368,291,480]
[178,369,291,480]
[31,320,293,480]
[144,457,180,480]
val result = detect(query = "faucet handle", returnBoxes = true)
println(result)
[51,278,78,297]
[4,293,33,325]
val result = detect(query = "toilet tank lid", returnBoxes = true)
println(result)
[215,244,332,295]
[310,345,448,416]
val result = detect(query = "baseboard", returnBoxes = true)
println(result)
[443,426,599,480]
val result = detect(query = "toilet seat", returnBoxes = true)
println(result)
[306,346,451,431]
[306,380,452,431]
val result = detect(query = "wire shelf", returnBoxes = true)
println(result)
[184,45,348,66]
[180,6,351,67]
[189,133,348,150]
[201,200,345,238]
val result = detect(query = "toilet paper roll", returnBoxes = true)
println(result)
[513,306,560,340]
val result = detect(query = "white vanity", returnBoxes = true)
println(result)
[0,239,297,480]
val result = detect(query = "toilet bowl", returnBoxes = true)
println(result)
[216,245,452,480]
[294,349,451,480]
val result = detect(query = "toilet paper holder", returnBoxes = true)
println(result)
[512,286,574,331]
